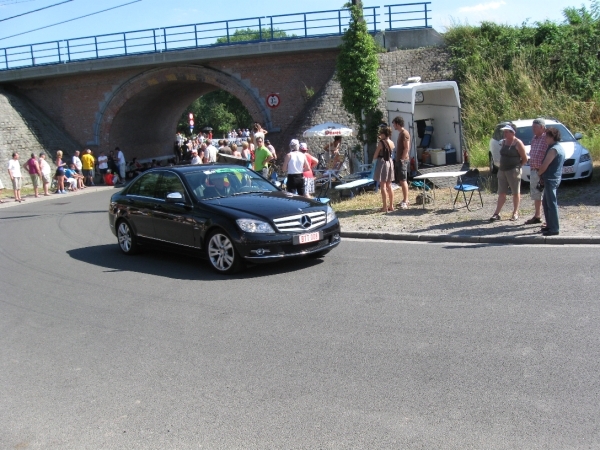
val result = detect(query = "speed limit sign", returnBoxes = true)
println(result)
[266,93,280,108]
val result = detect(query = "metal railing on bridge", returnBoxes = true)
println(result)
[0,3,432,72]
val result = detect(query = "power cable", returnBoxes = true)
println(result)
[0,0,73,23]
[0,0,142,42]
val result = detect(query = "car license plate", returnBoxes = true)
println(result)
[562,166,575,174]
[294,231,322,245]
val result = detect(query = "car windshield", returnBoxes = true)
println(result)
[184,167,279,200]
[516,123,576,145]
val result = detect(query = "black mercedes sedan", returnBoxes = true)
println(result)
[108,165,341,273]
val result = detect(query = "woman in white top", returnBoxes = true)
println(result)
[283,139,310,196]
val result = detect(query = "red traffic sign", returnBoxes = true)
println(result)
[266,93,280,108]
[188,113,194,120]
[189,119,194,126]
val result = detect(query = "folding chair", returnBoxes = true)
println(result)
[419,126,434,149]
[453,174,483,211]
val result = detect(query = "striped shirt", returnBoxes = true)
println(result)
[529,132,547,170]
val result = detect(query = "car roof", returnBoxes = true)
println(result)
[143,164,249,174]
[496,118,561,128]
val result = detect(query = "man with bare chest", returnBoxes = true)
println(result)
[392,116,410,209]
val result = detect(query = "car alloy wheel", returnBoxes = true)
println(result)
[207,231,242,274]
[117,220,138,255]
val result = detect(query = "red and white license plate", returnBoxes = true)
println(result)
[295,231,321,245]
[562,166,575,174]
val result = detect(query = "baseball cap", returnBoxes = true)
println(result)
[299,142,308,151]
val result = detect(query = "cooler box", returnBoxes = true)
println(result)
[445,147,457,164]
[431,149,446,166]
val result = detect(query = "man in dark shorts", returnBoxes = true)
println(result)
[392,116,410,209]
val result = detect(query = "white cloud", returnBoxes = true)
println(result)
[458,1,507,13]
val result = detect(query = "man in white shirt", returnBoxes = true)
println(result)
[72,151,83,175]
[190,149,202,165]
[7,152,24,202]
[115,147,126,183]
[97,151,109,184]
[38,153,52,196]
[205,140,218,163]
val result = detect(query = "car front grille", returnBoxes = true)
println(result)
[273,211,327,233]
[563,158,576,167]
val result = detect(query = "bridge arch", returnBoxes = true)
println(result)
[96,65,271,159]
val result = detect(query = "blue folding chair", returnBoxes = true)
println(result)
[453,175,483,211]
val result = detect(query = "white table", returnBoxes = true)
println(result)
[413,170,468,209]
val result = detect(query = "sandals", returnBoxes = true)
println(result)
[489,214,501,222]
[525,217,542,224]
[510,214,519,221]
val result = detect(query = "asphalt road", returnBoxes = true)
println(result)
[1,190,600,449]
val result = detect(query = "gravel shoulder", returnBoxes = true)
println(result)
[336,175,600,238]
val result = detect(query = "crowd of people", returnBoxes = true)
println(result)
[489,118,565,236]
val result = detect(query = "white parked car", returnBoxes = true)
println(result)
[489,119,593,182]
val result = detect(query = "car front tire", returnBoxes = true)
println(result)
[206,230,243,274]
[117,220,139,255]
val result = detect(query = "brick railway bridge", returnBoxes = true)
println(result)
[0,5,442,160]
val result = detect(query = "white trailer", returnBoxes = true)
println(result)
[386,78,463,171]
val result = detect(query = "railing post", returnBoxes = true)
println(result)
[94,36,99,58]
[388,5,392,30]
[304,14,307,38]
[30,45,35,66]
[338,10,342,35]
[57,41,61,63]
[424,3,429,27]
[153,29,157,52]
[270,16,274,40]
[259,17,262,40]
[226,21,230,44]
[372,7,377,32]
[194,24,198,47]
[66,40,71,61]
[123,33,127,55]
[4,48,8,70]
[163,28,167,51]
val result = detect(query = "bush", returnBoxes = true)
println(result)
[445,3,600,166]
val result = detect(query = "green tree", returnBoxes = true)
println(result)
[177,90,253,137]
[216,28,289,44]
[336,2,380,144]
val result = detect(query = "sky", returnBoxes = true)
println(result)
[0,0,588,50]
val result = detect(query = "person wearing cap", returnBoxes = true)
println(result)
[300,143,318,198]
[537,127,566,236]
[38,153,52,196]
[525,118,547,224]
[23,152,42,198]
[283,139,311,196]
[489,123,528,221]
[190,149,202,165]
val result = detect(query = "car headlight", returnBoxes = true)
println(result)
[580,153,591,163]
[326,205,336,223]
[236,219,275,234]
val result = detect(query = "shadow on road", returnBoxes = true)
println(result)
[67,244,325,281]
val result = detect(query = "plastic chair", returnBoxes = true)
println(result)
[453,175,483,211]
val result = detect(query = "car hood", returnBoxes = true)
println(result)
[525,141,584,160]
[201,192,326,219]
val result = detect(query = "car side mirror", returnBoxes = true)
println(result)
[166,192,185,203]
[574,132,583,140]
